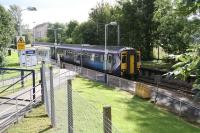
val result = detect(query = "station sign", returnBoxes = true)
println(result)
[16,36,26,50]
[20,49,37,67]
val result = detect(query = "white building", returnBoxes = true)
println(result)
[34,23,49,39]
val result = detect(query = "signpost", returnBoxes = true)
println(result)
[16,36,26,50]
[20,49,37,67]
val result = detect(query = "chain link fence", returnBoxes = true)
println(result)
[61,62,200,124]
[41,62,121,132]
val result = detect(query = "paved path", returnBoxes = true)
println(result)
[0,67,76,132]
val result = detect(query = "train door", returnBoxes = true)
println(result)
[137,51,141,71]
[120,51,127,76]
[107,54,113,72]
[128,51,134,75]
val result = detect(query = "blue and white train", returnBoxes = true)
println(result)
[34,42,141,78]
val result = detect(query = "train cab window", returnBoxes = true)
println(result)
[122,55,127,63]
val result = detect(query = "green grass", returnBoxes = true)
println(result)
[7,77,200,133]
[142,47,174,71]
[0,76,40,97]
[5,50,19,68]
[142,60,173,71]
[0,49,41,96]
[7,104,52,133]
[153,47,168,60]
[2,50,41,80]
[72,78,200,133]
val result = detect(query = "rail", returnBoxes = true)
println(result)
[0,83,41,132]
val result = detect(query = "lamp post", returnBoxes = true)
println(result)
[104,22,120,83]
[19,7,37,36]
[33,21,36,44]
[48,28,62,45]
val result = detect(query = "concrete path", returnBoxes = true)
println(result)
[0,67,76,132]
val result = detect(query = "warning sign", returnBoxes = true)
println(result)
[16,36,26,50]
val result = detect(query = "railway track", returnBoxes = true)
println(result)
[60,60,196,96]
[139,67,196,95]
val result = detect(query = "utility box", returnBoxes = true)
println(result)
[135,82,152,99]
[20,49,37,67]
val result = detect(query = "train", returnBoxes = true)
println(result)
[33,42,141,79]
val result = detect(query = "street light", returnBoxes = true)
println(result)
[48,28,62,45]
[33,21,36,44]
[27,7,37,11]
[104,21,120,82]
[19,7,37,36]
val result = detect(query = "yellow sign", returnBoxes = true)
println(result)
[17,36,26,50]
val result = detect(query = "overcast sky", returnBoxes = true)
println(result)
[0,0,116,28]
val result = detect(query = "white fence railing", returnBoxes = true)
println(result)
[0,84,41,132]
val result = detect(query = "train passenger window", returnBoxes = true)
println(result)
[95,54,100,62]
[122,55,127,63]
[108,55,112,63]
[91,54,95,61]
[100,55,104,62]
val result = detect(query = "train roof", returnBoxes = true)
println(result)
[33,42,136,53]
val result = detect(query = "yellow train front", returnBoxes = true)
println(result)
[120,48,141,79]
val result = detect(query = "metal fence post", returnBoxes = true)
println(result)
[67,79,73,133]
[96,71,97,81]
[16,98,19,122]
[50,66,56,127]
[43,63,50,116]
[103,105,112,133]
[179,100,182,116]
[21,70,24,87]
[32,70,36,102]
[40,61,45,103]
[154,75,161,104]
[119,79,121,88]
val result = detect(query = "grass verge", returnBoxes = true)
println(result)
[7,77,200,133]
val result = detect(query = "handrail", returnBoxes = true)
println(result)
[0,72,32,94]
[0,83,41,105]
[0,67,34,72]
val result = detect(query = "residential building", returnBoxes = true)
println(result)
[34,23,49,39]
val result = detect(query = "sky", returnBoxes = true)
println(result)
[0,0,116,29]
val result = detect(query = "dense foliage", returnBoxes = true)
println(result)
[46,0,199,60]
[0,5,15,67]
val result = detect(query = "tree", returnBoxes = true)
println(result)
[176,0,200,16]
[172,46,200,100]
[154,0,198,54]
[65,20,78,38]
[8,5,22,36]
[63,20,78,43]
[118,0,156,60]
[89,2,119,45]
[72,21,97,44]
[47,23,66,43]
[0,5,15,66]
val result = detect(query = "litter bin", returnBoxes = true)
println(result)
[136,82,152,99]
[8,49,11,56]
